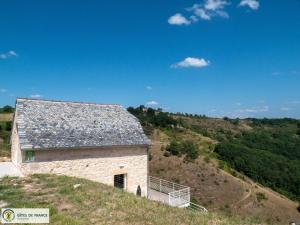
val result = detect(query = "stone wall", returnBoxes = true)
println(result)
[11,114,22,167]
[21,146,149,197]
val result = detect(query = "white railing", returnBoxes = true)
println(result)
[149,176,189,193]
[149,176,190,207]
[148,176,208,212]
[169,187,190,208]
[187,202,208,213]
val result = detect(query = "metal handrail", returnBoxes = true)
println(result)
[148,176,208,212]
[187,202,208,213]
[149,176,189,188]
[149,176,189,192]
[149,176,190,207]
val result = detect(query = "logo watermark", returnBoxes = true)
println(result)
[1,208,49,224]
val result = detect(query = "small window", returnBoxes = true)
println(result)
[25,151,35,162]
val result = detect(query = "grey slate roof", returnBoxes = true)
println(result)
[15,98,150,150]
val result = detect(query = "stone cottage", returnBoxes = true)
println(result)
[11,98,151,197]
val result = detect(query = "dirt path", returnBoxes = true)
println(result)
[232,182,253,209]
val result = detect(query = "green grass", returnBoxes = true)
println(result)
[0,174,262,225]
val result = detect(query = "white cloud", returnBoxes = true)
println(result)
[289,100,300,104]
[236,108,257,113]
[187,1,229,22]
[30,94,42,98]
[235,102,242,106]
[0,88,7,93]
[0,50,18,59]
[239,0,260,10]
[193,8,211,20]
[146,86,152,90]
[260,106,269,112]
[168,13,191,25]
[146,101,158,106]
[236,105,269,113]
[190,15,199,22]
[280,107,291,111]
[172,57,210,68]
[215,10,229,18]
[9,50,17,56]
[204,0,228,11]
[169,0,258,26]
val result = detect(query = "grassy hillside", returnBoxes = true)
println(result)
[129,106,300,201]
[185,117,300,202]
[0,174,260,225]
[128,106,300,224]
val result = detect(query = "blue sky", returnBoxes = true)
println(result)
[1,0,300,118]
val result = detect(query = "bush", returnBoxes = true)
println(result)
[148,152,152,161]
[297,123,300,136]
[223,117,229,121]
[204,156,211,163]
[0,122,12,132]
[232,119,240,126]
[218,160,224,168]
[5,122,11,131]
[166,141,181,156]
[256,192,268,202]
[190,197,200,204]
[166,140,199,160]
[181,141,199,160]
[230,170,237,177]
[163,152,171,157]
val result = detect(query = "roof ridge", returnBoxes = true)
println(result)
[16,98,121,107]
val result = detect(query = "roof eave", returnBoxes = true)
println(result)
[20,143,151,151]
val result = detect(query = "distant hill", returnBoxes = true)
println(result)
[0,105,14,123]
[128,106,300,224]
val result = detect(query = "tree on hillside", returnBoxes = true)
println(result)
[297,123,300,136]
[166,140,199,161]
[166,140,181,156]
[0,105,14,113]
[127,105,177,129]
[5,122,12,131]
[146,108,155,117]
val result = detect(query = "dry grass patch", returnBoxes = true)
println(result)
[0,113,13,122]
[0,174,263,225]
